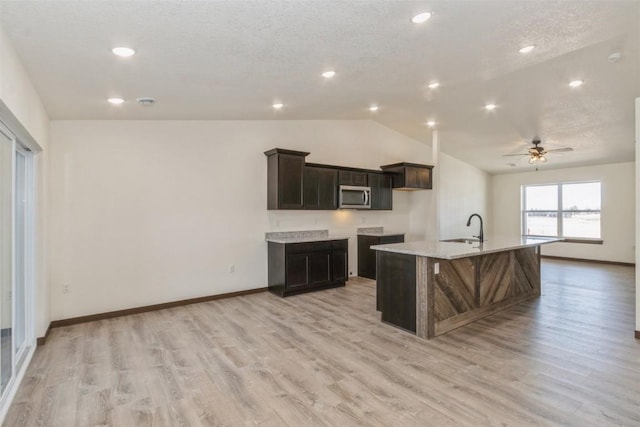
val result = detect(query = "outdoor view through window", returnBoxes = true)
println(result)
[522,182,601,238]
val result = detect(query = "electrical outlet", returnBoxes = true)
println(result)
[63,283,71,294]
[434,263,440,275]
[228,264,235,273]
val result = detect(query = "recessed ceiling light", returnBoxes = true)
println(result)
[107,97,124,105]
[518,45,535,54]
[426,120,436,127]
[272,102,284,109]
[428,82,440,89]
[569,80,584,88]
[412,12,432,24]
[485,103,497,111]
[369,105,379,112]
[322,70,336,79]
[111,47,136,57]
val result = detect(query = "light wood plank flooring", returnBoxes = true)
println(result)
[4,259,639,426]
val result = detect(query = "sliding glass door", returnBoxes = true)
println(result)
[0,122,33,400]
[14,148,28,368]
[0,127,14,395]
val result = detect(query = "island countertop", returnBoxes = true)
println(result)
[371,236,563,260]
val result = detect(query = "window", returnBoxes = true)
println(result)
[522,182,601,239]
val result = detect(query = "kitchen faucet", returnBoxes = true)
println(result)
[466,213,484,243]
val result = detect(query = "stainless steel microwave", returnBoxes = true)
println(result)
[339,185,371,209]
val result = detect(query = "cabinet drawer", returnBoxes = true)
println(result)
[286,241,331,254]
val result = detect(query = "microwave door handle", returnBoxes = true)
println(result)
[364,190,370,206]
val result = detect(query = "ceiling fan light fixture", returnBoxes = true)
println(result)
[539,156,547,163]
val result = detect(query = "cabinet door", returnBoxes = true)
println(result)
[304,167,337,210]
[368,173,393,210]
[338,170,368,186]
[308,251,332,286]
[285,253,309,290]
[357,235,378,280]
[278,154,305,209]
[405,167,432,189]
[332,249,348,283]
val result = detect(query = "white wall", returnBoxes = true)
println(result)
[492,162,635,264]
[49,119,433,320]
[0,26,50,338]
[438,152,492,239]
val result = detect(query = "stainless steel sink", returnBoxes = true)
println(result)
[440,238,481,244]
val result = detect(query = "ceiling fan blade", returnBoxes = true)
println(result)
[501,153,530,157]
[546,147,573,153]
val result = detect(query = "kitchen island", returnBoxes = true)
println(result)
[371,236,562,339]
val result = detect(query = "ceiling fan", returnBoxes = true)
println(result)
[502,139,573,164]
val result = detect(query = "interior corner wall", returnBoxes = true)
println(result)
[49,119,432,320]
[492,162,635,264]
[0,26,50,338]
[438,152,492,239]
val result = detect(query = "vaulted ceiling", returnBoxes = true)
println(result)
[1,0,638,173]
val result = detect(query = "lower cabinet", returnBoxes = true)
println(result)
[358,234,405,280]
[268,239,348,296]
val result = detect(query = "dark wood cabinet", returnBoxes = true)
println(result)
[266,147,431,210]
[380,162,434,190]
[368,173,393,210]
[304,166,338,210]
[358,234,405,281]
[265,149,309,210]
[331,240,348,282]
[338,170,368,186]
[377,251,417,333]
[268,239,349,297]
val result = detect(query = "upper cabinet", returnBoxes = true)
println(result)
[368,173,392,210]
[380,162,434,190]
[304,166,338,210]
[338,170,368,187]
[265,148,430,210]
[265,149,309,210]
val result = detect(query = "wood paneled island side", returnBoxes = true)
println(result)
[372,237,562,339]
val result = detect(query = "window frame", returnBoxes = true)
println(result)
[521,181,603,243]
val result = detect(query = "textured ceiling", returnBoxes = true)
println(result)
[1,0,638,173]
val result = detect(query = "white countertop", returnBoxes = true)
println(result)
[356,226,405,237]
[371,236,563,260]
